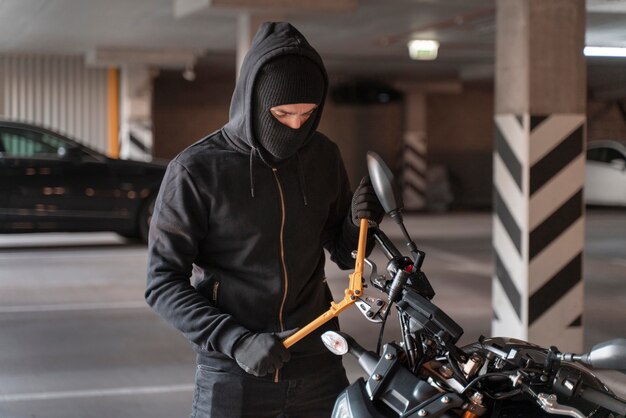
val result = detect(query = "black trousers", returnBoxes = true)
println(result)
[190,362,349,418]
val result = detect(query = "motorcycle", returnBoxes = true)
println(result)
[320,152,626,418]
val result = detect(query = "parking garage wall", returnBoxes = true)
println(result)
[152,71,625,210]
[0,55,108,153]
[426,82,626,209]
[152,68,404,189]
[151,73,521,208]
[152,69,234,160]
[587,100,626,141]
[427,83,495,209]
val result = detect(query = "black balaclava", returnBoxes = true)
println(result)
[252,54,325,161]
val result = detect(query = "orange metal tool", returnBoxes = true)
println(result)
[283,218,369,348]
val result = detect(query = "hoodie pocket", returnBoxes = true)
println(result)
[211,281,220,305]
[196,277,221,306]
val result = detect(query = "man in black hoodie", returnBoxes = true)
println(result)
[146,22,384,417]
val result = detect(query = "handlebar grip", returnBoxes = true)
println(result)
[388,269,411,303]
[580,387,626,416]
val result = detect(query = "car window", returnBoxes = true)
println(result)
[587,147,626,163]
[0,127,69,157]
[587,148,605,162]
[605,148,625,163]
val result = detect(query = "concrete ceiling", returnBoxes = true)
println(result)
[1,0,626,95]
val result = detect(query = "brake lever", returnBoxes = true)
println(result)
[349,256,388,322]
[536,393,585,418]
[361,258,389,322]
[359,255,389,291]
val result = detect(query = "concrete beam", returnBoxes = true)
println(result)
[174,0,210,18]
[460,64,495,81]
[86,48,198,69]
[393,80,463,95]
[174,0,358,18]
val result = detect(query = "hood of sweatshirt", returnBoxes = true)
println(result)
[222,22,329,165]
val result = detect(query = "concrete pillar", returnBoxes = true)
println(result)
[119,65,155,161]
[492,0,586,351]
[395,81,461,212]
[236,14,282,79]
[236,13,254,80]
[402,91,428,211]
[0,60,4,116]
[107,68,120,159]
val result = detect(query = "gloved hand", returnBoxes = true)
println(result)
[351,175,385,227]
[232,329,296,377]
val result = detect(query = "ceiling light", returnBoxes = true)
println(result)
[407,39,440,61]
[584,46,626,57]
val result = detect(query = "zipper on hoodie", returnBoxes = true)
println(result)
[272,168,289,383]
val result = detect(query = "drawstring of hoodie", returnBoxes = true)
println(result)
[248,148,309,206]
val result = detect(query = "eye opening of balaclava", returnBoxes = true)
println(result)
[252,54,325,162]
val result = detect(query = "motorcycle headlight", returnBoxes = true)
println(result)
[331,392,353,418]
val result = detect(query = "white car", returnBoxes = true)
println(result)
[585,140,626,207]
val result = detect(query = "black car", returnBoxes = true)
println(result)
[0,120,167,242]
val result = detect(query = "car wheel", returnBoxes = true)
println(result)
[138,195,156,244]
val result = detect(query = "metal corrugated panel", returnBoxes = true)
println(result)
[0,55,108,153]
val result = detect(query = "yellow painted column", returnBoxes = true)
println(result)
[107,68,120,158]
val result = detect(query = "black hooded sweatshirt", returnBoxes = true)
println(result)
[145,22,367,381]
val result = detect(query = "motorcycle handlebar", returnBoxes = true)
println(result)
[372,228,402,260]
[388,269,411,303]
[339,332,380,376]
[580,387,626,416]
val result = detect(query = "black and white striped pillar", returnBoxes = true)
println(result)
[492,114,585,350]
[402,130,427,210]
[493,0,585,352]
[401,91,427,211]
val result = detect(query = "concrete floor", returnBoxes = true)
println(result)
[0,209,624,417]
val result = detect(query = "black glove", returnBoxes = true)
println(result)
[351,175,385,226]
[232,329,296,377]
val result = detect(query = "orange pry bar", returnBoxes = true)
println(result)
[283,218,369,348]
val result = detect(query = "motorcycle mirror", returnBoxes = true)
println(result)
[366,151,403,215]
[366,151,422,263]
[579,338,626,371]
